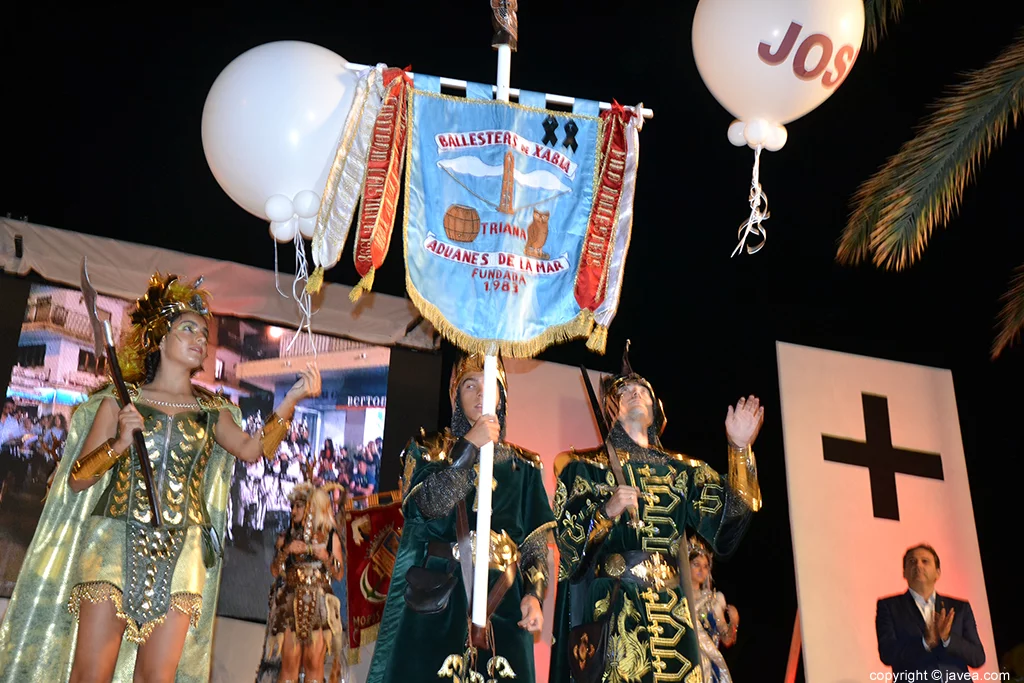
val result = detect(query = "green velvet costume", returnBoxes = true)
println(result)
[549,361,761,683]
[366,386,555,683]
[0,385,241,682]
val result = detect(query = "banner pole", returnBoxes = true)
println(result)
[495,45,512,101]
[471,16,513,630]
[472,353,499,626]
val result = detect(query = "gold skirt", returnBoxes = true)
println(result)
[67,516,206,644]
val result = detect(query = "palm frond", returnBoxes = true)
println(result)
[863,0,907,52]
[838,29,1024,271]
[992,265,1024,358]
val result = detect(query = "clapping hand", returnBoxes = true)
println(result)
[925,607,955,649]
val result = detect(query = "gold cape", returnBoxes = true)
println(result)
[0,385,241,682]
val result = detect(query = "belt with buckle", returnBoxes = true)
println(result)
[598,551,678,591]
[426,530,519,572]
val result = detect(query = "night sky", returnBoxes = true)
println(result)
[5,2,1023,678]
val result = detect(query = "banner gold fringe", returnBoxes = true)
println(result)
[347,622,382,664]
[305,265,325,295]
[586,324,609,353]
[405,275,604,357]
[349,267,375,302]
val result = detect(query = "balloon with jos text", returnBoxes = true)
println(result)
[201,41,358,240]
[692,0,865,149]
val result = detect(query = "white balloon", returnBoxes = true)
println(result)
[692,0,864,127]
[265,194,295,223]
[293,190,321,219]
[202,41,358,221]
[743,118,771,147]
[727,120,747,147]
[297,216,317,239]
[765,124,788,151]
[270,217,298,243]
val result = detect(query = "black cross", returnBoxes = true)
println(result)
[821,393,944,521]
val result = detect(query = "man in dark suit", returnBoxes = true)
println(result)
[876,544,986,676]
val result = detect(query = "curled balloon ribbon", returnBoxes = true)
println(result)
[270,232,319,360]
[731,145,769,257]
[285,230,318,360]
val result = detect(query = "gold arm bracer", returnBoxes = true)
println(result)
[728,444,762,512]
[70,439,127,482]
[260,412,292,459]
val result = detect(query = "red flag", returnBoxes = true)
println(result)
[344,498,404,654]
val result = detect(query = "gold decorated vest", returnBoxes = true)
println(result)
[91,403,218,628]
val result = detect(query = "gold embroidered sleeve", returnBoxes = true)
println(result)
[727,444,762,512]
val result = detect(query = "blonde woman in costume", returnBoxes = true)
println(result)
[258,480,345,683]
[690,536,739,683]
[0,272,322,683]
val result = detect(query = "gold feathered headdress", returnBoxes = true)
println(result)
[119,272,211,384]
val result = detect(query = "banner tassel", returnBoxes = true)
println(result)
[349,267,375,302]
[305,265,324,295]
[586,324,609,354]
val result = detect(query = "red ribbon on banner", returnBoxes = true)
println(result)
[350,68,412,301]
[574,104,632,313]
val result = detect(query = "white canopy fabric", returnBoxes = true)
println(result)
[0,219,438,351]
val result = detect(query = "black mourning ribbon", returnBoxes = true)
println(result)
[562,120,579,153]
[542,115,559,146]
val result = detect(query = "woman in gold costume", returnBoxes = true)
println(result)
[0,272,321,683]
[258,481,345,683]
[689,536,739,683]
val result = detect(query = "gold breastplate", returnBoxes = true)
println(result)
[95,405,215,527]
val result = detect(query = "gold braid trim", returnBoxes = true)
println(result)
[260,412,292,460]
[68,581,202,644]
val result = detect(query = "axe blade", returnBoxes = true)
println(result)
[80,256,108,359]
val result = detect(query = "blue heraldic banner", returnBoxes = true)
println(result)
[404,78,640,356]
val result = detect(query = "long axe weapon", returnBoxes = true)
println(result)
[81,256,162,526]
